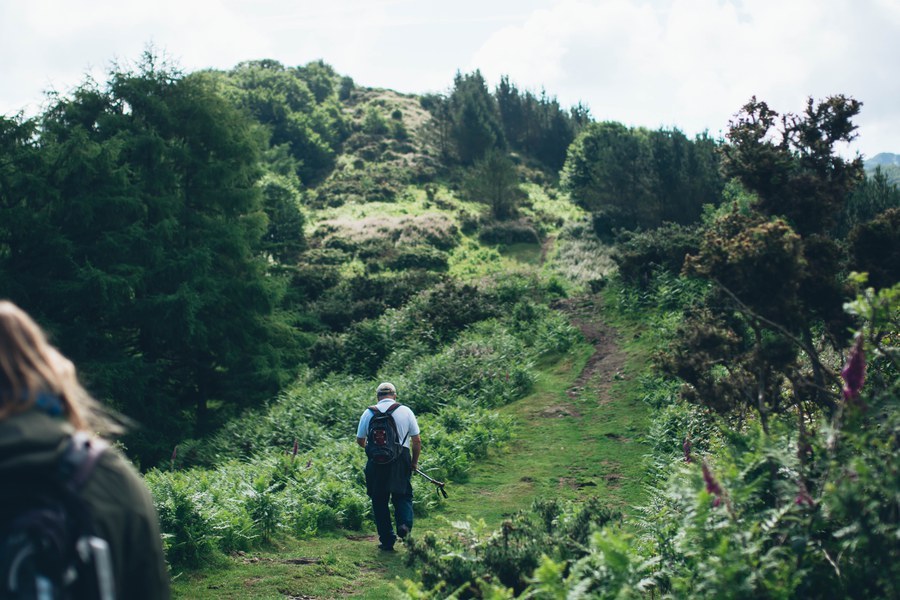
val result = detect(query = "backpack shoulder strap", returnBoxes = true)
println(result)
[59,431,109,492]
[368,405,380,415]
[385,402,401,415]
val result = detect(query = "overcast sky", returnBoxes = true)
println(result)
[2,0,897,158]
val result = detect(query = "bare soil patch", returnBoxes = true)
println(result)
[554,295,628,405]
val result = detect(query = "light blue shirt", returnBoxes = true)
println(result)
[356,398,420,448]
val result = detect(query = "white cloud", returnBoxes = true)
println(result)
[471,0,900,156]
[1,0,897,155]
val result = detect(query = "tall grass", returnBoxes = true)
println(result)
[145,275,577,570]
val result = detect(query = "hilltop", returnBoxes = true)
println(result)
[1,55,897,599]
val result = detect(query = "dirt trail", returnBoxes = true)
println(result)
[554,294,629,405]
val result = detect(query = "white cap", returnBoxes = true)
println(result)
[376,382,396,396]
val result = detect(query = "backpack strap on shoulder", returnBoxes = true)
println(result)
[59,431,109,492]
[368,405,379,414]
[385,402,401,414]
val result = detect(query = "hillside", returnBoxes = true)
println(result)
[1,56,896,599]
[865,153,900,186]
[865,151,900,167]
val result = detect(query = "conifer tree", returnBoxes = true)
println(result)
[448,70,505,164]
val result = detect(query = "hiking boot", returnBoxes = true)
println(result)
[398,524,410,539]
[377,543,395,552]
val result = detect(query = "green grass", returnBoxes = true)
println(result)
[424,340,649,528]
[172,308,653,598]
[498,242,542,266]
[171,534,416,599]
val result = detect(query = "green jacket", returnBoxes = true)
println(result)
[0,410,171,600]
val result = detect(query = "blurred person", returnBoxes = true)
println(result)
[0,300,170,599]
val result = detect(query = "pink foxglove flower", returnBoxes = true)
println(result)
[170,445,178,470]
[683,436,692,463]
[292,438,299,461]
[841,336,866,407]
[702,460,723,507]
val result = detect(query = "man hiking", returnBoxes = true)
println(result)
[356,382,420,551]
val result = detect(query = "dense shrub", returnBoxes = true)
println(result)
[402,327,535,413]
[478,220,540,245]
[848,206,900,289]
[612,222,702,286]
[311,271,442,332]
[379,246,449,272]
[395,280,499,348]
[402,498,621,598]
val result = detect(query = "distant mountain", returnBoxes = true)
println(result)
[865,152,900,168]
[864,153,900,186]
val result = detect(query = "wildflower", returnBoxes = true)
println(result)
[170,445,178,471]
[292,438,299,461]
[683,436,692,463]
[702,460,723,507]
[795,481,815,507]
[841,335,866,407]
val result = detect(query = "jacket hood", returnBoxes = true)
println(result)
[0,409,73,475]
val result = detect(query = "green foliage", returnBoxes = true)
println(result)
[848,207,900,290]
[0,53,306,463]
[477,221,540,246]
[259,172,306,263]
[837,166,900,236]
[495,75,590,172]
[612,222,702,287]
[722,95,864,237]
[294,59,337,104]
[447,70,506,165]
[401,498,621,598]
[146,470,225,567]
[362,105,391,136]
[378,246,450,272]
[658,96,872,434]
[465,150,523,220]
[562,122,723,233]
[402,326,535,413]
[219,59,349,185]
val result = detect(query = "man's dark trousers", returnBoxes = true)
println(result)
[365,448,414,549]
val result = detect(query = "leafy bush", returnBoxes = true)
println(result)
[403,327,535,413]
[145,471,225,568]
[478,220,540,245]
[402,498,621,598]
[379,246,449,272]
[146,360,518,570]
[612,222,702,286]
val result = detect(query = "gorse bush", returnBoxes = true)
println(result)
[401,497,621,598]
[407,273,898,599]
[612,222,702,287]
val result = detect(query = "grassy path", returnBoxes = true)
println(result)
[171,294,650,599]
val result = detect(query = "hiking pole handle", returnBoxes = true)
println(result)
[415,468,448,498]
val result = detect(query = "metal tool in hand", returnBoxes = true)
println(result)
[415,468,448,498]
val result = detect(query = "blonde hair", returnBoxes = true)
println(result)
[0,300,115,432]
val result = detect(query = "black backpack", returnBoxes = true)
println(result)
[365,403,407,464]
[0,431,116,600]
